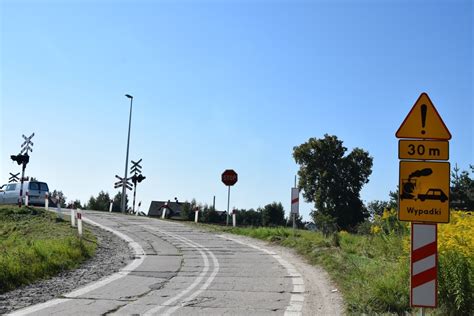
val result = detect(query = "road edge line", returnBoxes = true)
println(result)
[8,215,146,316]
[218,235,305,316]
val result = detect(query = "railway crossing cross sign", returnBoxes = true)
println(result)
[21,133,35,154]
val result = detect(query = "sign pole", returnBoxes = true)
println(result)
[18,161,27,207]
[132,180,137,214]
[226,185,231,226]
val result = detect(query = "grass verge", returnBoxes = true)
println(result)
[0,206,96,294]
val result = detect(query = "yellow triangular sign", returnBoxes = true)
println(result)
[396,92,451,140]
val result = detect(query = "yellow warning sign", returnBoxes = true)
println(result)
[399,161,450,223]
[396,93,451,140]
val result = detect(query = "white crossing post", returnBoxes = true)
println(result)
[194,209,199,223]
[109,200,113,212]
[25,191,29,206]
[162,208,167,219]
[232,210,236,227]
[136,201,141,216]
[77,212,83,236]
[45,193,49,210]
[71,209,76,227]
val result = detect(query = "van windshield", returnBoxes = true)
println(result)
[28,182,49,191]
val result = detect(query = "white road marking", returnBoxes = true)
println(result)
[142,225,219,316]
[8,215,146,316]
[219,235,305,316]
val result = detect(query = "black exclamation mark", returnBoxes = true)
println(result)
[421,104,427,135]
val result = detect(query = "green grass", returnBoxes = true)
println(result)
[193,223,411,314]
[0,206,96,293]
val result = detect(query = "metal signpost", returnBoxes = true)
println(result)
[130,159,145,214]
[221,169,238,226]
[10,133,34,207]
[396,92,451,313]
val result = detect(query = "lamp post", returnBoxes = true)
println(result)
[122,94,133,213]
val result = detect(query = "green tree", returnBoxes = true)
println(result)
[293,134,373,230]
[261,202,286,227]
[69,199,82,209]
[450,164,473,211]
[367,200,390,217]
[286,214,304,229]
[181,199,197,221]
[201,204,222,223]
[87,191,111,211]
[235,208,262,226]
[49,190,67,207]
[112,191,127,212]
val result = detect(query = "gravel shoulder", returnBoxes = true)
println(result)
[219,233,346,316]
[0,223,133,314]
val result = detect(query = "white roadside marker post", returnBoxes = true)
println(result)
[45,193,49,210]
[71,209,76,227]
[232,209,236,227]
[162,202,168,219]
[25,192,29,206]
[77,212,83,236]
[136,201,141,216]
[194,209,199,223]
[109,200,113,212]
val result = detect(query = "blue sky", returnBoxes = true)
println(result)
[1,0,472,220]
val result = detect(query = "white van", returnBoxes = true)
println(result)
[0,181,49,206]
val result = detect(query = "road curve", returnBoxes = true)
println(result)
[10,211,322,315]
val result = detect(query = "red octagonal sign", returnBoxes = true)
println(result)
[221,169,238,186]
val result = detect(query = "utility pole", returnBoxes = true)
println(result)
[122,94,133,213]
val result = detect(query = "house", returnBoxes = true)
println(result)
[148,200,189,217]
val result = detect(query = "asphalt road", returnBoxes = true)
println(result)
[10,211,341,316]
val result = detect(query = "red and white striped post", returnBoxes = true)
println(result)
[411,223,437,308]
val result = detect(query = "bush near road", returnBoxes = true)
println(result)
[0,206,96,293]
[196,210,473,315]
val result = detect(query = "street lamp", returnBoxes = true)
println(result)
[122,94,133,213]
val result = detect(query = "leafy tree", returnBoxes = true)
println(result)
[293,134,373,230]
[367,200,391,217]
[388,187,399,210]
[87,191,111,211]
[286,214,304,229]
[69,199,82,209]
[261,202,286,227]
[236,208,262,226]
[181,199,197,221]
[201,204,222,223]
[450,164,473,210]
[49,190,67,207]
[112,191,127,212]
